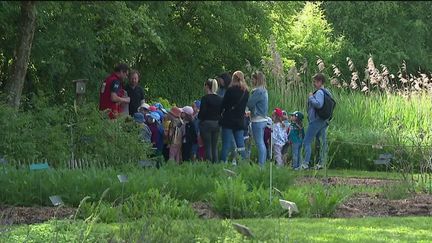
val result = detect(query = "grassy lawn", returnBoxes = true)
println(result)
[3,217,431,242]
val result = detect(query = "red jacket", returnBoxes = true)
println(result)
[99,73,124,119]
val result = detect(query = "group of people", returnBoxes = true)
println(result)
[99,64,332,170]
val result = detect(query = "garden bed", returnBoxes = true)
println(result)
[295,176,396,187]
[334,193,432,218]
[0,206,75,225]
[2,192,432,225]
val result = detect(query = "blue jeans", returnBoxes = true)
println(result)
[303,119,328,166]
[292,142,302,169]
[220,128,246,163]
[252,121,267,166]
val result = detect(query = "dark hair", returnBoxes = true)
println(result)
[313,73,326,83]
[129,69,140,79]
[114,63,129,73]
[218,72,232,88]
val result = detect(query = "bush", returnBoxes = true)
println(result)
[212,177,284,219]
[0,100,151,167]
[283,184,351,217]
[80,189,196,223]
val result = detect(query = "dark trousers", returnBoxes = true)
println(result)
[182,142,193,162]
[199,120,220,163]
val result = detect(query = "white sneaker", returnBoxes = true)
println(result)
[300,164,309,170]
[232,159,237,166]
[315,164,324,170]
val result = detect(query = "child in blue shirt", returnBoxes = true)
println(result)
[288,111,305,170]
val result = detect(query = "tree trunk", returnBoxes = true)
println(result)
[6,1,37,109]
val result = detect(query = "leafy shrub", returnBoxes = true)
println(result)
[283,185,351,217]
[382,182,411,200]
[80,189,196,223]
[212,177,284,219]
[0,101,151,167]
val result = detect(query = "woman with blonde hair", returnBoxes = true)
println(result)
[247,71,269,166]
[198,79,223,163]
[219,71,250,163]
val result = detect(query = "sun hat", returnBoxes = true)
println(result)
[168,106,182,118]
[149,111,161,122]
[133,112,145,124]
[274,108,284,118]
[289,111,304,120]
[154,103,163,110]
[182,106,194,116]
[149,106,157,112]
[155,110,165,120]
[139,103,150,110]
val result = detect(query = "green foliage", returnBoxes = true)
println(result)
[381,182,411,200]
[324,1,432,73]
[0,163,297,207]
[0,101,150,165]
[212,177,284,218]
[282,184,350,218]
[80,189,196,223]
[267,2,343,68]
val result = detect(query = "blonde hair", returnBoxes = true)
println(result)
[252,71,266,88]
[230,71,249,91]
[205,78,219,94]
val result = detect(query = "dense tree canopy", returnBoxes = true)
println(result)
[0,1,431,107]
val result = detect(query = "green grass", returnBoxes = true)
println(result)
[3,217,432,242]
[268,81,432,170]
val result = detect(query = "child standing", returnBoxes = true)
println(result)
[244,111,252,159]
[271,108,288,166]
[181,106,197,162]
[288,111,305,170]
[146,112,161,151]
[168,107,183,163]
[264,117,272,160]
[133,112,152,144]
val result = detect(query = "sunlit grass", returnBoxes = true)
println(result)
[3,217,432,242]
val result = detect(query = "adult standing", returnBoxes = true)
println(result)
[219,71,250,163]
[125,70,145,116]
[216,72,232,98]
[247,71,269,166]
[99,63,130,119]
[198,78,223,163]
[301,73,332,170]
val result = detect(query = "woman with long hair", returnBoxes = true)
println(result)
[247,71,269,166]
[198,79,223,163]
[219,71,250,163]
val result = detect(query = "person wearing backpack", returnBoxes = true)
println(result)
[301,73,335,170]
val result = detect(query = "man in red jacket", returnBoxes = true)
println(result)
[99,63,130,119]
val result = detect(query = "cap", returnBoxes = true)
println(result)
[168,106,182,118]
[149,106,157,112]
[139,103,150,110]
[133,112,145,124]
[274,108,283,118]
[289,111,304,120]
[149,111,161,122]
[182,106,194,116]
[194,100,201,109]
